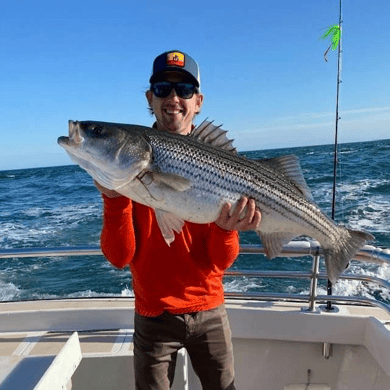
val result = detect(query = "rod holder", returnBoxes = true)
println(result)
[322,342,333,359]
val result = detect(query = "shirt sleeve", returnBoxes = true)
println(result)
[206,223,240,270]
[100,194,136,269]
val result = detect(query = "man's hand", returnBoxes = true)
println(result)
[94,180,123,198]
[214,197,261,232]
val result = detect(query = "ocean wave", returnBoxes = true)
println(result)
[60,287,134,299]
[347,199,390,233]
[0,280,21,301]
[309,263,390,304]
[340,178,390,196]
[0,203,102,247]
[224,277,265,293]
[0,222,55,248]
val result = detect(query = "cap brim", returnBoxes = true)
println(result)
[149,69,200,87]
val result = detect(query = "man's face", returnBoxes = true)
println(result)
[146,72,204,135]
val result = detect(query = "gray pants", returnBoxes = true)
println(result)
[134,304,236,390]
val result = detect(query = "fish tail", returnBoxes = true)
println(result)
[323,228,374,283]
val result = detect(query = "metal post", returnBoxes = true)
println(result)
[307,254,320,312]
[322,342,333,359]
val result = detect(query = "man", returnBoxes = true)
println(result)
[96,50,261,390]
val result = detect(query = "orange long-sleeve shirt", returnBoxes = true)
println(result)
[100,195,240,316]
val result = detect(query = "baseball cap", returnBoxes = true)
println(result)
[149,50,201,88]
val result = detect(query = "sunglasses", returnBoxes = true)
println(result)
[151,81,198,99]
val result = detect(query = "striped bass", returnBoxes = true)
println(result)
[58,120,374,282]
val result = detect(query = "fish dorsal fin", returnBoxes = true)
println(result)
[262,155,313,200]
[191,119,237,153]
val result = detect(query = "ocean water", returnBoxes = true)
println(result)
[0,139,389,303]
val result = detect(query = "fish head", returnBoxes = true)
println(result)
[58,120,152,190]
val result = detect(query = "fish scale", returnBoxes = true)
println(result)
[148,131,333,236]
[149,134,244,200]
[142,129,354,241]
[58,120,374,282]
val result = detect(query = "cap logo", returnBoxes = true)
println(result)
[166,52,185,68]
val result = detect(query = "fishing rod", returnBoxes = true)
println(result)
[327,0,343,310]
[331,0,343,221]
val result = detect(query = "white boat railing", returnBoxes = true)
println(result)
[1,242,390,314]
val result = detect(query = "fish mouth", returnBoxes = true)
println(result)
[68,120,84,144]
[57,121,84,148]
[57,135,69,147]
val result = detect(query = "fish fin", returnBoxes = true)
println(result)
[154,209,185,246]
[259,231,297,259]
[261,155,313,200]
[323,228,374,283]
[153,172,192,192]
[191,119,237,153]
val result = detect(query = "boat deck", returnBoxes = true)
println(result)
[1,298,390,389]
[1,242,390,388]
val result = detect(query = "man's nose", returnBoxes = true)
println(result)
[166,87,179,99]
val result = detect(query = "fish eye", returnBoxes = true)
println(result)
[90,125,104,136]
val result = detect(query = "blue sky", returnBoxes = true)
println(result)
[1,0,389,170]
